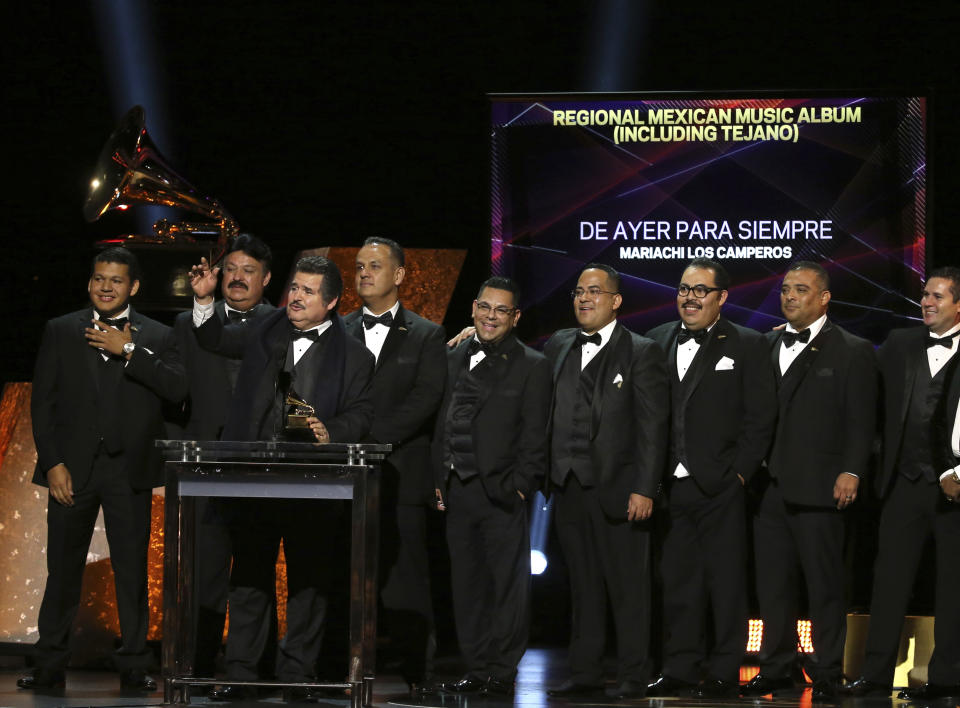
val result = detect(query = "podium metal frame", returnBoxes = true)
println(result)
[157,440,390,707]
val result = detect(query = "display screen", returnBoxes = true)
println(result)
[490,94,927,344]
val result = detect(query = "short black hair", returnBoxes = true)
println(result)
[226,232,272,271]
[580,262,621,292]
[788,260,830,291]
[928,266,960,302]
[92,246,141,282]
[686,257,730,291]
[295,255,343,309]
[362,237,405,267]
[477,275,521,308]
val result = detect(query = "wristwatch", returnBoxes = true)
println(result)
[122,341,136,356]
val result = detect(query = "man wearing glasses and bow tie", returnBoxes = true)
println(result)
[342,237,446,697]
[645,258,777,700]
[190,254,374,699]
[544,263,669,700]
[845,266,960,701]
[434,276,551,698]
[745,261,877,701]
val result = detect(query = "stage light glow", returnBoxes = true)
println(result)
[746,619,816,653]
[530,550,548,575]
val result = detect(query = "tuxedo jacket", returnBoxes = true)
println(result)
[432,335,552,507]
[343,305,446,505]
[647,317,777,495]
[877,326,958,498]
[31,306,187,491]
[173,301,274,440]
[195,308,374,443]
[544,323,669,518]
[764,320,878,507]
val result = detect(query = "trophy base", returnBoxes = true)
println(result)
[286,415,312,430]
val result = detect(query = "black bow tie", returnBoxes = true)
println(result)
[677,328,707,345]
[226,309,253,324]
[293,329,321,342]
[100,317,128,330]
[467,339,492,357]
[576,331,602,347]
[782,329,812,348]
[927,334,958,349]
[362,311,394,329]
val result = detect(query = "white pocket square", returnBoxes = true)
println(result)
[715,356,735,371]
[612,373,624,388]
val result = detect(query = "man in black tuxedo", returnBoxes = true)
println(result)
[645,259,777,699]
[342,237,445,697]
[544,263,669,700]
[172,233,275,677]
[20,247,186,692]
[845,266,960,700]
[191,255,374,697]
[743,261,877,701]
[434,276,552,697]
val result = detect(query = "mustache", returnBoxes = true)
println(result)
[227,280,248,290]
[683,300,702,308]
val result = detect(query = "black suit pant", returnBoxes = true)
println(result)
[35,449,153,672]
[553,476,652,684]
[660,477,747,684]
[861,473,960,686]
[752,478,846,682]
[445,474,530,682]
[224,498,344,682]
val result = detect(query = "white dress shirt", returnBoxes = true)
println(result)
[292,320,332,365]
[361,301,400,363]
[580,319,617,371]
[779,313,828,375]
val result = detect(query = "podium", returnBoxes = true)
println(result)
[157,440,390,707]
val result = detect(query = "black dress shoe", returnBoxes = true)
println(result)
[841,677,890,697]
[408,682,437,699]
[119,672,157,692]
[547,680,605,697]
[897,682,960,699]
[740,673,794,696]
[811,679,837,701]
[696,679,739,698]
[209,684,259,701]
[606,680,647,699]
[646,674,695,696]
[16,672,66,690]
[483,677,515,697]
[440,676,486,693]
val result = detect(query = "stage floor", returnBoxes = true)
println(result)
[0,648,923,708]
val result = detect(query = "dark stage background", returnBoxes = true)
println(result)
[3,0,960,653]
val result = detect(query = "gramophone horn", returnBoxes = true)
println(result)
[84,105,237,260]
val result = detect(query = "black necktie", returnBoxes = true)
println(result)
[926,334,958,349]
[677,328,707,345]
[782,329,811,348]
[467,339,491,356]
[227,309,253,324]
[293,329,321,342]
[362,311,394,329]
[100,317,128,330]
[576,331,602,347]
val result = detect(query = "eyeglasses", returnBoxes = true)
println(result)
[475,301,516,318]
[678,283,724,298]
[571,287,619,300]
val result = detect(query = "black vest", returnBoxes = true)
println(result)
[257,332,328,441]
[898,354,954,481]
[443,356,495,479]
[551,345,606,486]
[669,343,705,473]
[95,353,127,454]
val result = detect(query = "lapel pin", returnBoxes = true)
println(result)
[718,334,727,339]
[399,326,407,331]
